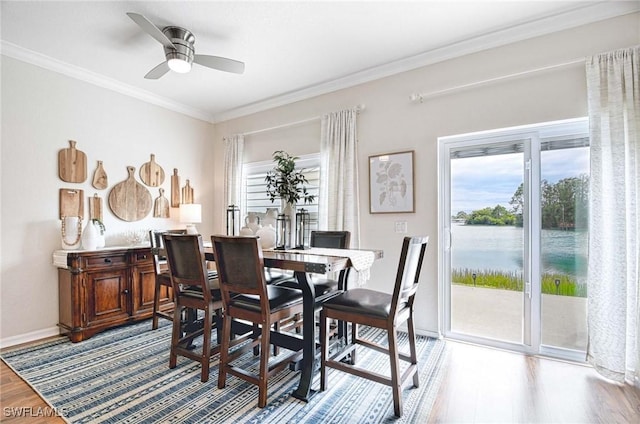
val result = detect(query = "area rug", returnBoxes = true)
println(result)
[1,321,446,423]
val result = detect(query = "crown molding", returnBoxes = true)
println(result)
[212,1,639,123]
[0,40,215,123]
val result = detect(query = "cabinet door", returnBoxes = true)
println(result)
[86,269,130,325]
[131,263,159,315]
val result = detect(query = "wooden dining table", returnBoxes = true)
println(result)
[204,244,383,401]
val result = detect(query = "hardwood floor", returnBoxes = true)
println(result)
[0,360,65,423]
[1,339,639,423]
[430,340,640,423]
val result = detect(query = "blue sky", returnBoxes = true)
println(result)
[451,147,589,213]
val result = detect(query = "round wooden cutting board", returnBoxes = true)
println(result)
[108,166,152,221]
[139,154,165,187]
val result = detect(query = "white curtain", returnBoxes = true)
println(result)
[586,46,639,386]
[319,108,360,247]
[223,134,244,209]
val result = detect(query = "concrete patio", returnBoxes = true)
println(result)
[451,285,587,351]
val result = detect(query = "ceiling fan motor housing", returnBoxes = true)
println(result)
[162,26,195,64]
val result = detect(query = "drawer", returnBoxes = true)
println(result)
[132,250,153,265]
[83,254,128,270]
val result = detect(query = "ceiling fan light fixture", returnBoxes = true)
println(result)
[168,58,192,73]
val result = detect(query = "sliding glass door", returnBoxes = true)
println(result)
[439,119,589,359]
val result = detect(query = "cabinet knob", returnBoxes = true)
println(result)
[104,258,112,264]
[141,255,147,259]
[122,289,129,295]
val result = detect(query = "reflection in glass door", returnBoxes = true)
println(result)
[449,146,525,345]
[440,119,590,359]
[540,141,589,353]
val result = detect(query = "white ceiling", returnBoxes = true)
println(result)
[2,1,637,123]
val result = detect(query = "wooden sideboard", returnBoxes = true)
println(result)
[54,246,173,342]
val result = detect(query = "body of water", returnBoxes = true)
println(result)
[451,224,588,280]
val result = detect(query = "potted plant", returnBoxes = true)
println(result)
[265,151,314,248]
[265,150,315,205]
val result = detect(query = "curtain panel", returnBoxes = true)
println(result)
[586,46,639,386]
[224,134,244,210]
[319,108,360,247]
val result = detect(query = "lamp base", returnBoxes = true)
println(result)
[185,224,198,235]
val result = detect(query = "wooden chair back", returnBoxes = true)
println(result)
[211,235,270,311]
[310,231,351,249]
[390,236,429,317]
[163,234,214,302]
[149,229,186,275]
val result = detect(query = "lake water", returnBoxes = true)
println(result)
[451,224,588,280]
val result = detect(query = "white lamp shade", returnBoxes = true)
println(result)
[180,204,202,224]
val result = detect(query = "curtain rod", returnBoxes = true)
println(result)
[409,58,584,103]
[237,104,366,137]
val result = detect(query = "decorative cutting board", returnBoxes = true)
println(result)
[58,140,87,183]
[153,188,170,218]
[59,188,84,219]
[92,160,108,190]
[182,179,194,204]
[108,166,152,222]
[89,193,103,221]
[171,168,180,207]
[139,154,165,187]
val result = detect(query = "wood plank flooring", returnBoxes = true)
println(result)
[1,338,639,423]
[430,340,640,423]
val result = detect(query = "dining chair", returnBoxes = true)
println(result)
[320,235,429,417]
[163,233,223,383]
[275,231,351,337]
[149,229,186,329]
[211,235,304,408]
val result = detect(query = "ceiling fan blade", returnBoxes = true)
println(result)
[127,12,176,50]
[194,55,245,74]
[144,62,170,79]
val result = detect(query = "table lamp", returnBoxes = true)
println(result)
[180,203,202,234]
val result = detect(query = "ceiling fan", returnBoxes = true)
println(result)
[127,12,245,79]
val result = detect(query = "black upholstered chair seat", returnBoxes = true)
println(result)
[230,285,303,312]
[277,276,338,296]
[322,288,393,319]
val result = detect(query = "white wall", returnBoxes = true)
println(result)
[212,13,639,335]
[0,57,215,344]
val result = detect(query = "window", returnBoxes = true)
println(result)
[242,154,320,230]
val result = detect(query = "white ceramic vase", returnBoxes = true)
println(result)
[82,219,99,250]
[256,224,277,249]
[283,201,296,249]
[95,222,106,248]
[61,216,82,250]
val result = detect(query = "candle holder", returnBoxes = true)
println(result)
[295,208,311,249]
[275,213,290,250]
[226,205,240,235]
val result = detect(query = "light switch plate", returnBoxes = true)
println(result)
[394,221,407,233]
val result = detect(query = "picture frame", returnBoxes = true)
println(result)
[369,150,415,214]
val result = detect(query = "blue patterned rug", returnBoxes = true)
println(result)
[1,321,446,423]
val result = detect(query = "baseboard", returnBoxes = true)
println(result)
[0,326,61,349]
[415,328,441,339]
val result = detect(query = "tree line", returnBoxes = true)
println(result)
[453,175,589,229]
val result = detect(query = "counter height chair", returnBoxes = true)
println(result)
[211,235,304,408]
[163,233,223,383]
[149,229,186,329]
[275,231,351,339]
[320,236,429,417]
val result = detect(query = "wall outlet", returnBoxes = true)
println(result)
[394,221,408,233]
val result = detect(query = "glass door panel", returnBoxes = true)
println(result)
[450,147,525,345]
[539,143,589,351]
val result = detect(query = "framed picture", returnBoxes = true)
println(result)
[369,150,415,213]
